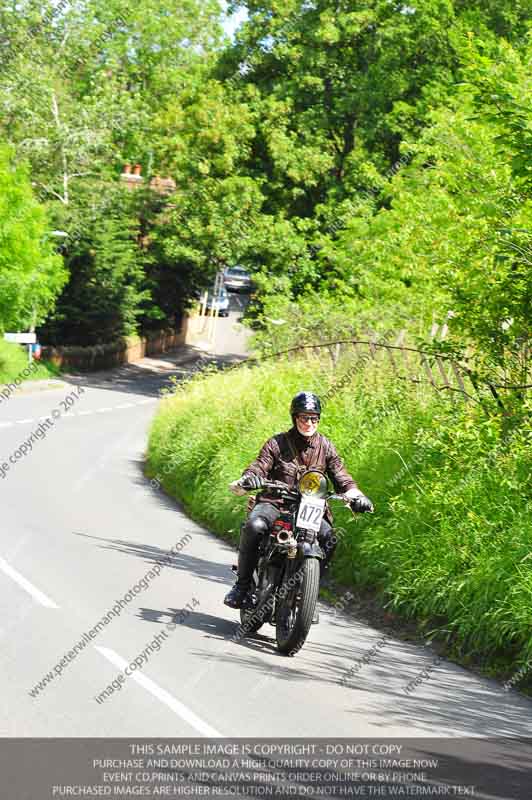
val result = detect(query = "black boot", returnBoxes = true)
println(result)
[224,584,251,609]
[224,517,265,609]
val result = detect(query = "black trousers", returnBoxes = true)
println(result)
[237,501,337,588]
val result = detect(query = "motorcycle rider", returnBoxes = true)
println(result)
[224,391,373,610]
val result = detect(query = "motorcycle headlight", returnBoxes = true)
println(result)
[298,470,327,498]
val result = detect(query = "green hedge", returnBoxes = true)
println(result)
[146,356,532,684]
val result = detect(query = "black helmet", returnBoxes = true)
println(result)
[290,392,321,419]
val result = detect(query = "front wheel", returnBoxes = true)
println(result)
[276,558,320,656]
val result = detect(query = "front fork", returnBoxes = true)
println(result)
[276,540,323,616]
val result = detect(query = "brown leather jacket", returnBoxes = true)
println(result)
[242,427,359,522]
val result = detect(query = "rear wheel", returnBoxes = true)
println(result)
[276,558,320,656]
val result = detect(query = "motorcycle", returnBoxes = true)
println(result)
[232,469,367,656]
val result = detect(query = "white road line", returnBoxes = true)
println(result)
[95,646,224,737]
[5,397,156,427]
[0,557,59,608]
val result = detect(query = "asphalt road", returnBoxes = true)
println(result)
[1,346,531,740]
[193,291,252,357]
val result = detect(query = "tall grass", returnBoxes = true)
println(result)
[147,355,532,679]
[0,339,59,384]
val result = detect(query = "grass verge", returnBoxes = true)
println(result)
[146,355,532,690]
[0,339,61,385]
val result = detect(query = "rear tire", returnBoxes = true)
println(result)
[276,558,320,656]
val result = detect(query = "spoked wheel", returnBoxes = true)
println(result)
[276,558,320,655]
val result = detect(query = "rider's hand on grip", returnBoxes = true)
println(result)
[229,479,247,496]
[349,493,374,513]
[241,473,265,491]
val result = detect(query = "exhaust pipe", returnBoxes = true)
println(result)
[277,529,298,558]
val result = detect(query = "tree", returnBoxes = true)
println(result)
[41,186,150,345]
[0,0,224,206]
[0,143,66,332]
[210,0,532,303]
[0,0,224,341]
[331,35,532,394]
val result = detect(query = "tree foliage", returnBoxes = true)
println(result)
[331,36,532,387]
[41,187,150,345]
[0,143,66,332]
[1,0,531,371]
[0,0,224,343]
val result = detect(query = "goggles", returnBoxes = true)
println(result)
[297,414,320,424]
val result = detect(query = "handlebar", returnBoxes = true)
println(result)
[243,480,371,511]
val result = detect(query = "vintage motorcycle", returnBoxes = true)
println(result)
[232,469,366,656]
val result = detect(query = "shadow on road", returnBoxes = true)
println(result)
[135,605,296,665]
[72,530,532,737]
[137,607,237,638]
[62,345,249,398]
[73,398,532,740]
[74,531,234,587]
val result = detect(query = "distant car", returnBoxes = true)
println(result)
[223,266,253,293]
[205,287,230,317]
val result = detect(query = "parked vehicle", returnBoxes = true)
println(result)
[205,287,230,317]
[232,470,368,655]
[223,267,253,293]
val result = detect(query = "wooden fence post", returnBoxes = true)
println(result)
[420,353,437,388]
[450,360,468,398]
[395,331,412,381]
[435,356,451,392]
[385,345,399,376]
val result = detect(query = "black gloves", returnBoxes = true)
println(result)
[350,493,374,513]
[241,474,265,491]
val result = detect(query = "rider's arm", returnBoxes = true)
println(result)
[229,438,278,495]
[325,439,359,494]
[241,436,278,482]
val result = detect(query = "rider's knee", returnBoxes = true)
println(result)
[244,515,270,544]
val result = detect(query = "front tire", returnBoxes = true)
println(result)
[276,558,320,656]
